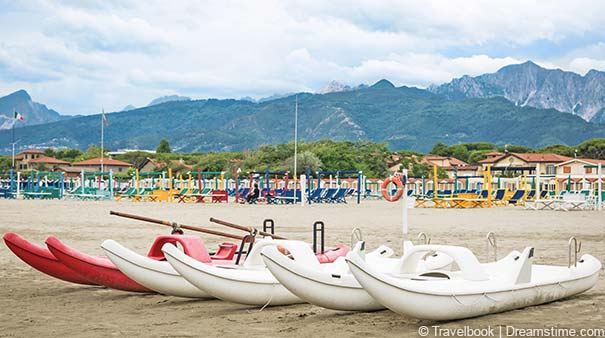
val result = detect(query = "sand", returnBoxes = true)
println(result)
[0,199,603,338]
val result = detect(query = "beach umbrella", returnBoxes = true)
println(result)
[567,175,571,192]
[497,176,501,189]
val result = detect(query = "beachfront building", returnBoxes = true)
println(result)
[71,158,133,173]
[14,150,70,171]
[555,158,605,192]
[420,156,479,178]
[478,152,571,176]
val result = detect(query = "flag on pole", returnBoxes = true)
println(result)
[14,111,25,121]
[102,109,109,126]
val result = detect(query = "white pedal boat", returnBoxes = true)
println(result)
[261,241,454,311]
[101,236,238,298]
[163,238,349,306]
[346,243,602,320]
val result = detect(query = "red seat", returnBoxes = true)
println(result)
[146,235,212,263]
[212,242,238,260]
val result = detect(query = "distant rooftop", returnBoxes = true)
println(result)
[20,149,44,154]
[479,152,572,164]
[72,158,132,166]
[29,156,70,165]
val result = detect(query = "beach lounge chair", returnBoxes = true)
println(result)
[330,188,348,203]
[321,188,338,203]
[507,190,526,205]
[285,190,302,204]
[493,189,506,205]
[119,187,138,200]
[308,188,325,203]
[235,188,250,203]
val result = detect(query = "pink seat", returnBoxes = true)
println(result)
[316,244,350,263]
[146,235,212,263]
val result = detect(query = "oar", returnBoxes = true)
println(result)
[209,217,287,239]
[109,211,244,240]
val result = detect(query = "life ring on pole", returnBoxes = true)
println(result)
[381,176,404,202]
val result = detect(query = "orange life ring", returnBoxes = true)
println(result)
[381,176,404,202]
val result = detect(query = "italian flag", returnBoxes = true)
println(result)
[14,111,25,121]
[102,109,109,126]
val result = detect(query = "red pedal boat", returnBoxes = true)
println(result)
[45,236,151,292]
[3,232,97,285]
[45,235,237,293]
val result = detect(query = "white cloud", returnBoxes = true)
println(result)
[0,0,604,114]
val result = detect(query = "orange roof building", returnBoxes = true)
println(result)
[479,152,573,176]
[15,149,64,170]
[419,156,478,178]
[29,156,70,165]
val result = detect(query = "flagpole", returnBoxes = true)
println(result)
[101,107,104,173]
[294,95,298,204]
[11,110,15,169]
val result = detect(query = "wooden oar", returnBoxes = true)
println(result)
[110,211,244,240]
[209,217,287,239]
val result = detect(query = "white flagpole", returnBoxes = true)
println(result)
[11,108,16,168]
[294,95,298,204]
[101,108,104,173]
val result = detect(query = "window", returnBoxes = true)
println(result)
[586,167,593,174]
[118,167,123,172]
[546,165,555,175]
[563,166,571,174]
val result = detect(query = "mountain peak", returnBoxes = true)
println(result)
[370,79,395,89]
[0,90,67,129]
[585,69,605,77]
[520,60,539,68]
[318,80,352,94]
[7,89,31,101]
[499,60,543,74]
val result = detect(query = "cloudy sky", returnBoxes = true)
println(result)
[1,0,605,115]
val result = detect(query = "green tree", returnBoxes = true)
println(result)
[467,150,493,164]
[576,138,605,159]
[449,144,469,163]
[497,144,533,153]
[156,139,171,153]
[77,145,105,160]
[430,142,448,156]
[538,144,573,156]
[0,156,11,171]
[280,151,323,175]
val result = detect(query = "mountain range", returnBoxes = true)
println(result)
[429,61,605,123]
[147,95,191,107]
[1,78,604,154]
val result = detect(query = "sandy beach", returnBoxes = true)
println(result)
[0,200,603,338]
